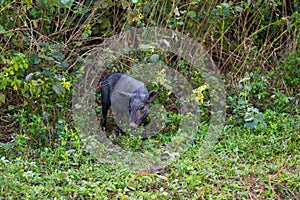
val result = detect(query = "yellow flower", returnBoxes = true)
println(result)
[62,78,71,91]
[13,84,18,91]
[152,69,173,94]
[155,69,167,85]
[191,84,209,104]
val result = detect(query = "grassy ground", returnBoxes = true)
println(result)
[1,111,299,199]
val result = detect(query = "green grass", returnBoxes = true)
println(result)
[1,111,299,199]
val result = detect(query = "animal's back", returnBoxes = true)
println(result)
[111,74,145,113]
[100,73,124,107]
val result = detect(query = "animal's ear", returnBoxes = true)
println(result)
[147,90,157,103]
[119,91,131,98]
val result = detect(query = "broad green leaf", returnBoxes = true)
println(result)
[0,93,5,103]
[221,2,230,8]
[52,83,65,95]
[5,32,13,37]
[58,119,65,124]
[0,25,5,33]
[235,6,243,12]
[211,8,220,14]
[238,99,246,105]
[52,52,65,61]
[25,73,35,81]
[42,70,51,77]
[38,40,48,47]
[31,53,40,64]
[25,0,33,9]
[187,11,197,18]
[239,77,250,83]
[8,105,15,110]
[245,84,252,91]
[245,119,258,129]
[222,9,231,15]
[60,0,73,8]
[150,54,160,63]
[60,62,69,68]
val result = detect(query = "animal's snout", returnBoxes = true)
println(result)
[129,122,139,129]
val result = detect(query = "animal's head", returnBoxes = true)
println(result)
[120,89,157,129]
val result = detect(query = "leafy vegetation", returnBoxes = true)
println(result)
[0,0,299,199]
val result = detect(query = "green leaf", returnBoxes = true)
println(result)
[245,119,258,129]
[5,32,13,37]
[101,18,111,29]
[52,52,65,61]
[60,0,73,8]
[25,0,33,9]
[82,32,89,39]
[60,62,69,68]
[38,41,48,47]
[245,84,252,91]
[43,112,50,119]
[58,119,65,124]
[8,105,15,110]
[150,54,160,63]
[42,70,51,77]
[222,9,230,15]
[239,77,250,83]
[31,53,40,64]
[187,11,197,18]
[76,41,82,47]
[235,6,243,12]
[0,25,5,33]
[29,8,39,18]
[0,93,5,103]
[25,73,35,81]
[238,99,246,105]
[221,2,230,8]
[52,83,65,95]
[0,143,12,151]
[211,8,220,14]
[76,56,83,62]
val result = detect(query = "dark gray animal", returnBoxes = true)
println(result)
[100,73,157,130]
